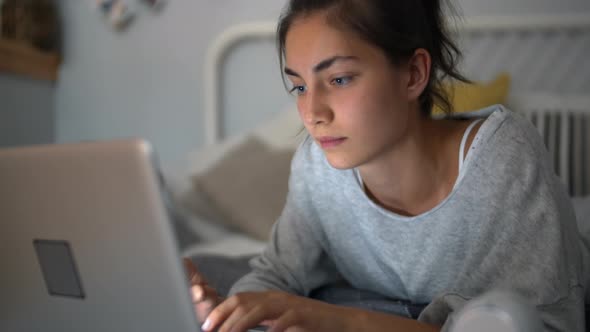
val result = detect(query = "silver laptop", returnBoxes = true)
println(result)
[0,139,204,332]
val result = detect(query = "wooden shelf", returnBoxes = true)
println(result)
[0,38,60,81]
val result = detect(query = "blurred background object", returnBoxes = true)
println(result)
[0,0,60,81]
[140,0,166,11]
[94,0,167,31]
[449,290,544,332]
[1,0,59,52]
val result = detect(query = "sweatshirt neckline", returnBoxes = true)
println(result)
[352,106,506,222]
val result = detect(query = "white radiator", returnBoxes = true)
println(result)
[519,102,590,197]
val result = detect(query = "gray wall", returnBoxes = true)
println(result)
[54,0,590,167]
[0,74,55,148]
[55,1,286,166]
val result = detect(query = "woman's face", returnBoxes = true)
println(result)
[285,13,414,170]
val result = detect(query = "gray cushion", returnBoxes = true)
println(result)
[192,136,294,241]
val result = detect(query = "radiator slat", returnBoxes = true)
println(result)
[523,109,589,196]
[573,114,583,196]
[584,115,590,196]
[547,113,558,175]
[555,113,572,192]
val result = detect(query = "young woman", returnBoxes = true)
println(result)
[185,1,585,331]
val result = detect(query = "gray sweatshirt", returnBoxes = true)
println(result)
[229,105,585,331]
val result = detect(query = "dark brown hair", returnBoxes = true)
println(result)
[277,0,469,116]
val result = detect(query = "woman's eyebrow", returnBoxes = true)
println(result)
[284,55,359,77]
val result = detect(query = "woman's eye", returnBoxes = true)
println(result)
[331,76,353,86]
[289,85,307,96]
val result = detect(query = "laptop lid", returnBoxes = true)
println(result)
[0,139,200,332]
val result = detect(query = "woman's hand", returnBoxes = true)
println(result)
[201,290,441,332]
[200,290,356,332]
[182,258,439,332]
[183,258,223,324]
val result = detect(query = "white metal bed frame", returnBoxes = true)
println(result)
[204,13,590,145]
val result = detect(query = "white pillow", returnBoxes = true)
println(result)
[192,136,294,241]
[186,105,302,175]
[168,105,303,242]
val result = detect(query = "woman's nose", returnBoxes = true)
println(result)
[300,90,333,126]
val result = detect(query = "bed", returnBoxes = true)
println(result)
[163,12,590,255]
[160,12,590,330]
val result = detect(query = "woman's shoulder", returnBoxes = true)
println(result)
[457,105,567,206]
[476,105,551,168]
[461,106,574,222]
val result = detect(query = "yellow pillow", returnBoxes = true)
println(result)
[432,73,511,116]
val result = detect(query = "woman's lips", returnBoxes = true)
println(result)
[317,136,347,148]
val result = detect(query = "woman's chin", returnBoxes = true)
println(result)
[325,154,358,170]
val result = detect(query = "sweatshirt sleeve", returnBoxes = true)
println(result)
[229,137,343,296]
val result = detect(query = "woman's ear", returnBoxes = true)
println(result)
[406,48,431,101]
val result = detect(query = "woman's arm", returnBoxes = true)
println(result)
[229,138,343,296]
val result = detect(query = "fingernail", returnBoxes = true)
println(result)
[201,318,211,331]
